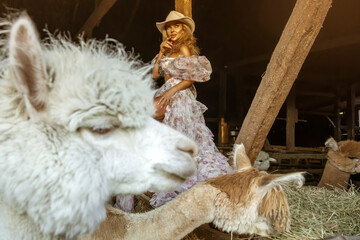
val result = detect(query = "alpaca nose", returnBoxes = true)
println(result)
[153,137,197,180]
[176,138,198,156]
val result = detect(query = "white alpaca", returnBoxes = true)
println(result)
[254,151,277,171]
[0,13,197,239]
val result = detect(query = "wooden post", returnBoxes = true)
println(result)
[72,0,82,28]
[346,83,356,139]
[175,0,192,17]
[333,90,342,141]
[78,0,117,37]
[121,0,141,38]
[286,89,297,151]
[235,0,332,165]
[218,70,228,145]
[219,70,227,118]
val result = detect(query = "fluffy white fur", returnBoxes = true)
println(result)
[0,13,197,239]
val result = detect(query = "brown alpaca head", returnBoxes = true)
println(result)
[208,144,304,236]
[325,137,360,174]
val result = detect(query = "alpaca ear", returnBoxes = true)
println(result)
[259,172,305,191]
[325,137,338,151]
[9,13,48,116]
[233,144,252,170]
[269,157,277,163]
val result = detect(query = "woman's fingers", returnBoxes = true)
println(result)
[161,40,173,50]
[164,42,172,49]
[157,97,165,107]
[161,98,168,108]
[157,97,169,108]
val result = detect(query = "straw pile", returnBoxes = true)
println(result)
[273,185,360,240]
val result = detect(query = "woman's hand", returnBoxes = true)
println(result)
[157,88,177,108]
[160,37,173,53]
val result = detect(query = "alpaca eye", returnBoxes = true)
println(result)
[89,127,114,135]
[348,156,358,160]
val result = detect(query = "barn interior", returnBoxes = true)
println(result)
[1,0,359,186]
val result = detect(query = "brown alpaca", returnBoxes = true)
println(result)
[318,137,360,190]
[80,144,305,240]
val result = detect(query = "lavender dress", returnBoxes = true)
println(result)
[149,55,233,207]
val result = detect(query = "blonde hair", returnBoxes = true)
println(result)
[162,22,199,56]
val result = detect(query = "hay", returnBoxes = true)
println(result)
[273,185,360,239]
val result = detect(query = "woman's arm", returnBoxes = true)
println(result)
[157,79,195,107]
[152,37,173,79]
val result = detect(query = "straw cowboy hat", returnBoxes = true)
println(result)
[156,11,195,33]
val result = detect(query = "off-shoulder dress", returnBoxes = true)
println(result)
[149,55,233,207]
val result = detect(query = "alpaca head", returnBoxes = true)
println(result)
[0,13,197,238]
[209,144,304,236]
[325,137,360,174]
[253,151,277,171]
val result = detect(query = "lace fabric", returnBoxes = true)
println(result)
[115,55,233,210]
[158,55,212,82]
[150,55,232,207]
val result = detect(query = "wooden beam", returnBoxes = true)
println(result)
[346,84,356,139]
[227,54,270,69]
[175,0,192,17]
[286,90,297,151]
[219,70,227,117]
[300,110,333,116]
[217,70,228,145]
[227,18,360,70]
[228,32,360,68]
[313,33,360,52]
[71,0,81,28]
[229,33,360,68]
[235,0,332,165]
[78,0,117,37]
[95,0,102,6]
[120,0,141,39]
[296,91,335,98]
[333,90,341,141]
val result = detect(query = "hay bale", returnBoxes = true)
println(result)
[274,185,360,239]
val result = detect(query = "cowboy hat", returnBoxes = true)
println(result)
[156,11,195,33]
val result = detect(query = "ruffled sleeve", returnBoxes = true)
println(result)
[166,55,212,82]
[151,54,164,77]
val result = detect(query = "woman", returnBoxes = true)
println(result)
[149,11,233,207]
[115,11,232,211]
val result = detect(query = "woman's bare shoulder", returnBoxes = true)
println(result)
[180,45,191,57]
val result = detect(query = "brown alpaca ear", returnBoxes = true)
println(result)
[8,13,48,115]
[233,144,252,170]
[259,172,305,191]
